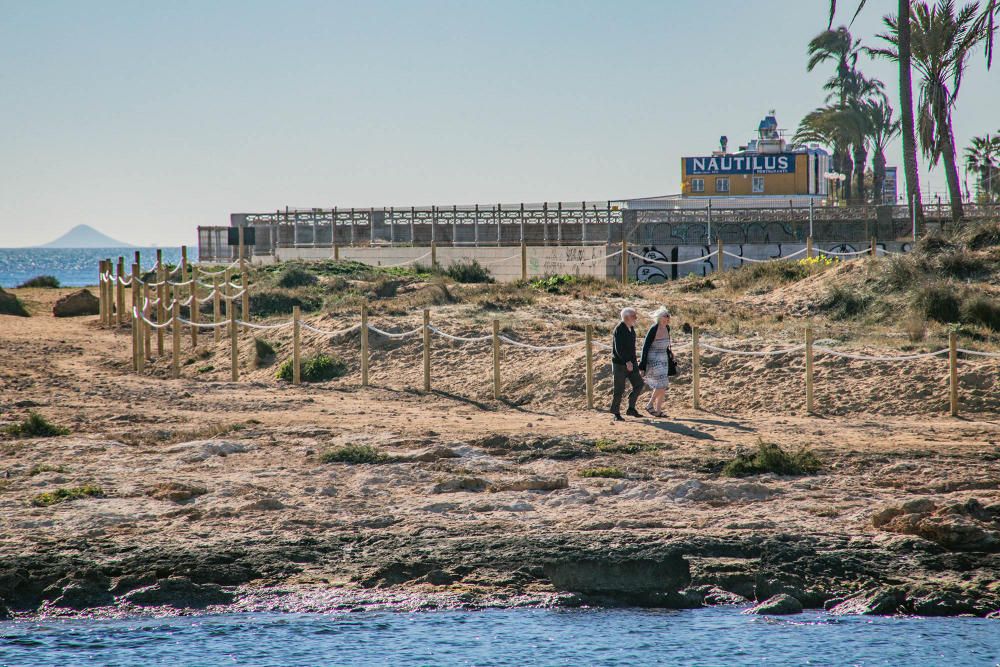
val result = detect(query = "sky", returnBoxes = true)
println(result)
[2,0,998,247]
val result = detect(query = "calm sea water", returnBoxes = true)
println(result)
[0,247,190,289]
[1,608,998,667]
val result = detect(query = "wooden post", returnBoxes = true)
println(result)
[805,327,815,414]
[492,319,501,400]
[213,276,221,343]
[103,260,112,325]
[716,237,724,276]
[97,261,105,323]
[361,305,369,387]
[224,267,232,337]
[949,332,959,417]
[292,306,301,385]
[621,235,628,284]
[143,283,152,360]
[422,309,431,392]
[334,243,340,260]
[116,258,125,326]
[870,236,877,257]
[585,324,594,409]
[190,265,200,348]
[131,264,141,371]
[521,242,527,282]
[181,245,188,283]
[692,326,701,410]
[806,236,813,260]
[230,296,239,381]
[156,250,165,356]
[171,300,181,379]
[241,269,249,323]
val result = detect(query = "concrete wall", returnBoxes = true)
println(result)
[256,242,912,284]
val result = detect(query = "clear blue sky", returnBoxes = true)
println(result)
[2,0,997,247]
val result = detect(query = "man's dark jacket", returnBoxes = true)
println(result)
[611,321,638,366]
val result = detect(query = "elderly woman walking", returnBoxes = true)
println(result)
[639,306,673,418]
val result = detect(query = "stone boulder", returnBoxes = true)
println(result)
[52,289,99,317]
[544,556,691,605]
[872,498,1000,552]
[120,576,233,608]
[0,287,29,317]
[743,593,803,615]
[829,588,906,616]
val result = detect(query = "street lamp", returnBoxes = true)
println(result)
[824,172,847,205]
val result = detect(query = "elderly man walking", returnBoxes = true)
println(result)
[610,307,645,421]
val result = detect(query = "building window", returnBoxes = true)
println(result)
[752,176,765,193]
[691,178,705,193]
[716,177,730,193]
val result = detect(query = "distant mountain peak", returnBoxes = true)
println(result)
[40,225,133,248]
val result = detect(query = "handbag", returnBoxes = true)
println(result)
[667,348,678,376]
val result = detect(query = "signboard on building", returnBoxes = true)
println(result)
[685,154,796,175]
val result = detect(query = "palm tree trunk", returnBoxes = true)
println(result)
[853,145,868,203]
[938,112,965,221]
[842,152,854,203]
[873,151,887,205]
[898,0,925,222]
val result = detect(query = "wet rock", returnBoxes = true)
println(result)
[109,572,158,596]
[0,602,10,620]
[121,576,234,608]
[544,556,690,605]
[907,588,997,617]
[744,594,803,615]
[703,587,749,606]
[432,477,489,493]
[147,482,208,503]
[52,289,99,317]
[47,572,113,609]
[829,588,905,616]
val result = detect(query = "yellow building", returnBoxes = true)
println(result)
[680,113,830,199]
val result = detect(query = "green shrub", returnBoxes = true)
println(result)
[915,285,962,323]
[593,438,659,454]
[721,440,821,477]
[276,353,347,382]
[961,294,1000,331]
[17,275,60,288]
[579,466,625,479]
[819,285,870,320]
[0,288,29,317]
[5,412,69,438]
[277,265,318,288]
[196,365,214,373]
[250,290,322,317]
[31,485,104,507]
[320,444,390,464]
[726,260,811,292]
[253,338,276,366]
[936,251,987,279]
[530,274,576,293]
[445,260,493,284]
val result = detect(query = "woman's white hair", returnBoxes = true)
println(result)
[651,306,671,320]
[620,307,637,321]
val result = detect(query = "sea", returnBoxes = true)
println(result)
[0,247,189,289]
[1,608,999,667]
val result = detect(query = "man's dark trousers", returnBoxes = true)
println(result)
[611,363,644,415]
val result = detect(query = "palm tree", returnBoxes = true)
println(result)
[794,106,857,202]
[964,133,1000,202]
[864,99,902,202]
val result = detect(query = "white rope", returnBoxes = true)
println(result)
[133,307,175,329]
[369,325,422,339]
[721,251,773,263]
[428,325,492,343]
[239,320,294,331]
[876,247,903,256]
[196,292,216,304]
[219,289,247,301]
[196,261,241,276]
[957,348,1000,358]
[177,317,229,329]
[816,248,869,257]
[476,254,521,266]
[301,322,362,336]
[499,335,585,351]
[814,347,949,361]
[700,343,806,357]
[166,279,195,287]
[373,252,433,268]
[627,250,714,266]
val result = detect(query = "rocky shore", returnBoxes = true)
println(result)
[1,288,998,621]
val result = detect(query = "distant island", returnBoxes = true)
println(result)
[39,224,133,248]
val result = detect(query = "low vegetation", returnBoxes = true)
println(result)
[276,353,347,382]
[726,259,817,293]
[118,422,245,447]
[4,412,69,438]
[28,464,68,476]
[320,444,390,464]
[593,438,660,454]
[721,440,821,477]
[445,260,493,283]
[17,275,59,288]
[253,338,276,367]
[31,485,104,507]
[277,265,318,288]
[579,466,625,479]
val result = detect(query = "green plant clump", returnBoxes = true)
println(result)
[276,265,318,288]
[915,285,962,323]
[254,338,276,366]
[31,485,104,507]
[17,275,60,288]
[594,438,658,454]
[249,290,322,317]
[5,412,69,438]
[721,440,821,477]
[819,285,870,320]
[445,260,494,284]
[579,466,625,479]
[277,353,347,382]
[961,294,1000,331]
[319,444,390,464]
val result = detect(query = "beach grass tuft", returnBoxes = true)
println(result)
[31,484,104,507]
[722,439,821,477]
[4,412,69,438]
